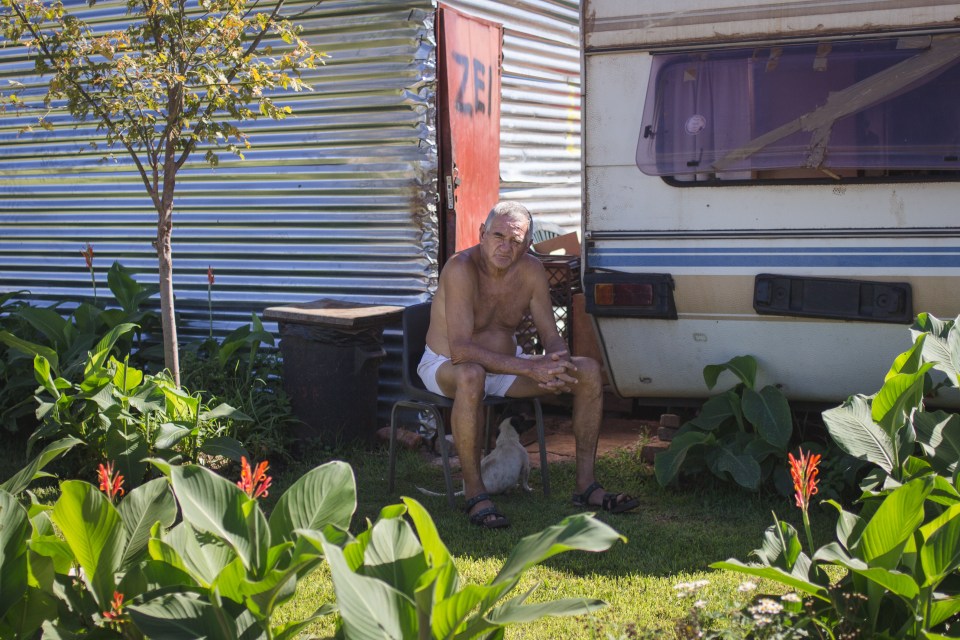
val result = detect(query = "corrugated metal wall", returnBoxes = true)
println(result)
[0,0,440,339]
[445,0,582,231]
[0,0,582,424]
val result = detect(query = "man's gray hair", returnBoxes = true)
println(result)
[483,201,533,244]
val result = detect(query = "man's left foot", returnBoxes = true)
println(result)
[572,481,640,514]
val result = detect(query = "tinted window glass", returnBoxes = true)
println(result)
[636,36,960,181]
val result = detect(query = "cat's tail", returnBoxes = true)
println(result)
[416,486,464,497]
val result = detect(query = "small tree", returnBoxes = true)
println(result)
[1,0,323,385]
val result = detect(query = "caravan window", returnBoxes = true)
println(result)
[636,36,960,183]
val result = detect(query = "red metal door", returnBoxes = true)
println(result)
[438,5,503,261]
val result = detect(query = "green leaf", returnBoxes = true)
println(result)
[703,355,757,390]
[198,436,248,462]
[32,355,60,400]
[269,461,355,545]
[886,335,926,379]
[362,517,428,600]
[823,395,897,473]
[919,503,960,586]
[0,437,81,496]
[14,306,68,351]
[201,402,252,422]
[487,595,606,624]
[741,385,792,449]
[858,477,931,565]
[873,367,931,437]
[84,322,138,377]
[117,477,176,569]
[493,514,624,587]
[52,481,127,606]
[321,534,416,640]
[912,410,960,476]
[127,592,225,639]
[0,331,59,374]
[688,392,740,431]
[754,518,803,571]
[928,594,960,628]
[105,428,149,488]
[709,560,828,600]
[110,356,144,393]
[107,262,159,313]
[168,465,266,574]
[710,446,761,490]
[654,431,714,487]
[0,491,30,621]
[814,544,920,599]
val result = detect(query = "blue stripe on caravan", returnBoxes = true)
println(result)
[587,247,960,268]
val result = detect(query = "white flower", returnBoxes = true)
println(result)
[781,592,801,603]
[673,580,710,598]
[749,598,783,616]
[693,599,707,609]
[737,581,757,593]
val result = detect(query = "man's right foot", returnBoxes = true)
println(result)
[465,493,510,528]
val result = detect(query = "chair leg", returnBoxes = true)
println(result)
[533,399,550,497]
[431,406,457,509]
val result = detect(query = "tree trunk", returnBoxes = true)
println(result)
[156,203,180,387]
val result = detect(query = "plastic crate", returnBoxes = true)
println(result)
[517,253,581,354]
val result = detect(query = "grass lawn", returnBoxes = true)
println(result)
[272,434,833,639]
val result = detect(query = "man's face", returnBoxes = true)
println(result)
[479,215,530,270]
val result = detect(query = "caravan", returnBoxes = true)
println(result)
[580,0,960,402]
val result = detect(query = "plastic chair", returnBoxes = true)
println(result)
[387,301,551,508]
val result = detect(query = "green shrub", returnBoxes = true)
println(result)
[655,355,793,491]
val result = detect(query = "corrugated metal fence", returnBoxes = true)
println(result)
[0,0,581,423]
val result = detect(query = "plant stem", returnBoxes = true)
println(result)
[89,267,98,305]
[802,508,815,556]
[207,283,213,339]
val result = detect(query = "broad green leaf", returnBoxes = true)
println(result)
[928,595,960,628]
[269,461,355,545]
[110,356,143,393]
[105,428,149,489]
[754,518,803,571]
[913,410,960,476]
[741,385,792,449]
[1,586,54,639]
[198,436,248,462]
[0,437,80,496]
[710,446,761,490]
[32,355,60,400]
[654,430,714,487]
[439,583,509,639]
[886,334,927,380]
[815,544,920,599]
[107,262,158,313]
[321,535,416,640]
[168,465,264,574]
[52,481,127,606]
[362,518,427,601]
[823,395,897,473]
[0,491,30,620]
[493,514,624,587]
[919,503,960,586]
[0,331,59,373]
[127,592,224,639]
[117,477,176,569]
[873,367,931,437]
[84,322,138,376]
[201,402,252,422]
[688,391,740,431]
[710,560,828,600]
[703,355,757,390]
[487,595,606,624]
[824,499,865,552]
[155,422,192,450]
[858,477,931,565]
[149,521,234,587]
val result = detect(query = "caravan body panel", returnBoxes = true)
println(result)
[581,0,960,402]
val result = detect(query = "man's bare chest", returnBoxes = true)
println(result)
[474,278,530,331]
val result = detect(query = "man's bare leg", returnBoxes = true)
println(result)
[440,362,505,525]
[569,356,603,496]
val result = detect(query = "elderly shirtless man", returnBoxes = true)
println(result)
[417,201,639,528]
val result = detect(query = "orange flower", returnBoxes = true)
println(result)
[102,590,124,621]
[237,456,272,499]
[97,462,125,501]
[788,448,821,512]
[207,265,215,285]
[81,243,94,269]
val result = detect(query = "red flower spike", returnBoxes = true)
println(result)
[237,456,272,499]
[102,590,124,621]
[81,243,94,269]
[97,462,125,501]
[788,449,821,512]
[207,265,215,285]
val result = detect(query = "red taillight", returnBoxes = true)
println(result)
[594,283,655,307]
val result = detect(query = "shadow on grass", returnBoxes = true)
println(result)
[308,442,835,581]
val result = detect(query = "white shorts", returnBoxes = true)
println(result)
[417,345,530,398]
